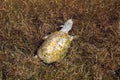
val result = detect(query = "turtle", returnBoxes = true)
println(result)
[36,19,77,63]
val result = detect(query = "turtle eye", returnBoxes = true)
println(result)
[48,32,51,34]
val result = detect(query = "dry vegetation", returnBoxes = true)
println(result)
[0,0,120,80]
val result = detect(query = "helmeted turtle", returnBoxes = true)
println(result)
[36,19,76,63]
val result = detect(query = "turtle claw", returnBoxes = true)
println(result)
[42,35,49,40]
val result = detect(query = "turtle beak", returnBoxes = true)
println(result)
[67,19,73,24]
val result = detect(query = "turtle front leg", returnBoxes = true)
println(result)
[70,35,79,41]
[60,25,64,28]
[42,35,49,40]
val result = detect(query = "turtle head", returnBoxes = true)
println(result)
[60,19,73,33]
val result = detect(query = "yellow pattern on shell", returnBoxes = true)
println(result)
[37,31,71,63]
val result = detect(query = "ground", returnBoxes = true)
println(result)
[0,0,120,80]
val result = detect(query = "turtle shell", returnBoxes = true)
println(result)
[37,31,72,63]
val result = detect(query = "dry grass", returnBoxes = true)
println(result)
[0,0,120,80]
